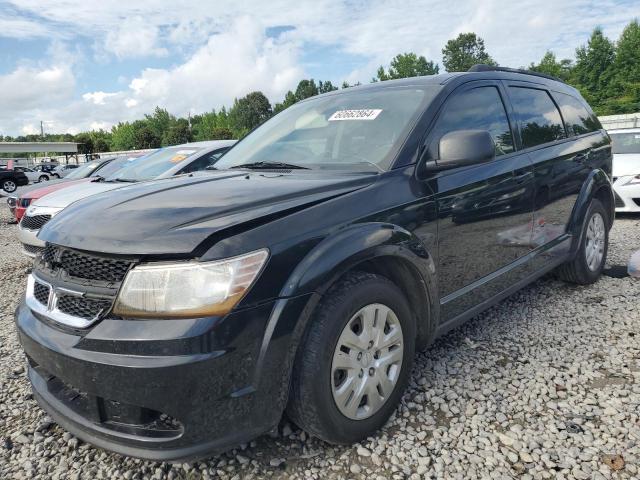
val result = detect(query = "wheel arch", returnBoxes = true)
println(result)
[282,222,439,349]
[567,169,614,253]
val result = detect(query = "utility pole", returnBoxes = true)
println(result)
[40,121,44,139]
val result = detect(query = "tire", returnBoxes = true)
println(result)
[556,198,609,285]
[38,175,48,182]
[52,174,60,179]
[287,271,416,444]
[1,179,17,193]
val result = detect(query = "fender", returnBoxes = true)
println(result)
[281,222,439,345]
[566,168,614,255]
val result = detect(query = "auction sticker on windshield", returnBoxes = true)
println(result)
[328,109,382,121]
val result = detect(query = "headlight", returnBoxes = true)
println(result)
[113,249,269,318]
[624,174,640,185]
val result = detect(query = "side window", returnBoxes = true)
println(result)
[509,87,566,148]
[430,86,514,157]
[179,149,228,174]
[553,92,601,136]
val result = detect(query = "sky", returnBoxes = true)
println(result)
[0,0,637,136]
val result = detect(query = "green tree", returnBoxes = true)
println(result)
[162,118,192,146]
[274,90,298,114]
[229,91,272,137]
[376,53,439,81]
[145,107,175,143]
[318,80,338,93]
[295,79,319,101]
[132,120,161,149]
[74,132,94,155]
[529,51,573,81]
[210,127,234,140]
[442,33,497,72]
[571,27,616,108]
[110,122,136,151]
[603,20,640,114]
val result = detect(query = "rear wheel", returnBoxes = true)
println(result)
[287,271,415,444]
[1,179,17,192]
[38,175,48,182]
[556,198,608,284]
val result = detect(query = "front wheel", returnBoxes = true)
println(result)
[556,198,609,284]
[52,173,60,179]
[38,175,49,182]
[1,179,17,193]
[287,271,415,444]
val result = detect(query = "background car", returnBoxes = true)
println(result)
[51,164,79,178]
[18,140,235,256]
[12,156,140,222]
[13,166,51,183]
[609,127,640,212]
[0,167,29,193]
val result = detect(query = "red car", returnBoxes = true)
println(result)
[14,178,89,221]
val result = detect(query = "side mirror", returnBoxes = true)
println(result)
[434,130,495,171]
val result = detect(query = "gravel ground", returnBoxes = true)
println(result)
[0,207,638,480]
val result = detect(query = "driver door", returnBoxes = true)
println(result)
[424,81,535,321]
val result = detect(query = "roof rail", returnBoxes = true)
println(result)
[468,64,565,83]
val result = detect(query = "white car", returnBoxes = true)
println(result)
[13,166,51,183]
[18,140,236,256]
[610,128,640,212]
[51,164,80,178]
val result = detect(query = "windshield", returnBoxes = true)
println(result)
[91,157,133,178]
[106,146,205,182]
[215,86,437,172]
[610,132,640,155]
[65,161,104,179]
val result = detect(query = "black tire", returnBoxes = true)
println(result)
[287,271,416,444]
[52,174,60,179]
[556,198,609,285]
[38,175,48,182]
[1,179,17,193]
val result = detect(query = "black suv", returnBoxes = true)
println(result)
[0,167,29,192]
[16,66,613,461]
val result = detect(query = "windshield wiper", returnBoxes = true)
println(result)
[90,175,105,182]
[229,161,310,170]
[111,178,138,183]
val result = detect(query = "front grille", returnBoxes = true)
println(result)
[614,191,626,208]
[42,244,133,283]
[33,282,50,306]
[23,243,45,257]
[20,214,51,230]
[18,198,32,208]
[56,295,113,320]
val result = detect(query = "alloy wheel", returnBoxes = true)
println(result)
[585,212,605,271]
[331,303,404,420]
[2,181,16,192]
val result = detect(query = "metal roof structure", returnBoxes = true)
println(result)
[0,142,78,153]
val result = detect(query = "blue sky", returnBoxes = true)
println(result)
[0,0,637,136]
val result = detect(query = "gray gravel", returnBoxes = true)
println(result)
[1,206,639,480]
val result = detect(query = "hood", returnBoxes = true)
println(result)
[612,153,640,177]
[19,178,89,200]
[32,180,127,209]
[40,171,376,255]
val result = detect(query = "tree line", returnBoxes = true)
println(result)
[2,21,638,155]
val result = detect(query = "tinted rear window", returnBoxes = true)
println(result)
[509,87,566,148]
[554,92,600,136]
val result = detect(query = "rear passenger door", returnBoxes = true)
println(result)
[427,81,535,321]
[505,84,596,252]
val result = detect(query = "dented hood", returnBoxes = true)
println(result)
[39,171,375,255]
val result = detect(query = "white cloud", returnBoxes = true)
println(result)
[0,0,636,134]
[103,17,168,58]
[82,91,117,105]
